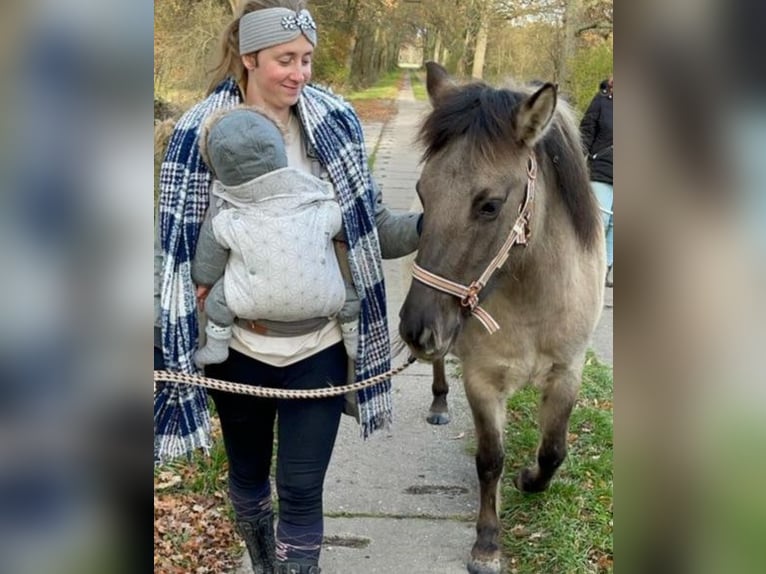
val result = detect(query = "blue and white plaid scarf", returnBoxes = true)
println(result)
[155,78,392,464]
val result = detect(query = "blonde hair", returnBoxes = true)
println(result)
[206,0,308,96]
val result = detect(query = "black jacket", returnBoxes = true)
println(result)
[580,92,613,185]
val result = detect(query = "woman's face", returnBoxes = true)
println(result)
[243,35,313,119]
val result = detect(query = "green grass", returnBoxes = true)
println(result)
[410,70,428,101]
[154,423,229,496]
[343,70,403,101]
[500,352,613,573]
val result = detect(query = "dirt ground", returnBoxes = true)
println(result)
[155,97,398,125]
[349,99,398,123]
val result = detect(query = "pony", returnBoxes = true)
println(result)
[399,62,606,574]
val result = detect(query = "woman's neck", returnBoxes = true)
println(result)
[262,106,291,125]
[243,89,290,125]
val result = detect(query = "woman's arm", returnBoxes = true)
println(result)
[372,180,422,259]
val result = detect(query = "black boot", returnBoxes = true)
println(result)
[235,514,276,574]
[275,558,321,574]
[605,264,613,288]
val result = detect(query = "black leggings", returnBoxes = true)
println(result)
[206,343,346,525]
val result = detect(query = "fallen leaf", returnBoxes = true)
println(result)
[510,524,530,538]
[156,474,182,490]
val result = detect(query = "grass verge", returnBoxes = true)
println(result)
[343,69,403,101]
[154,415,242,573]
[500,352,613,573]
[339,69,406,170]
[410,70,428,101]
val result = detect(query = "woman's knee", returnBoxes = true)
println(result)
[277,480,324,523]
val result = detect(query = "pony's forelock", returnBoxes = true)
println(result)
[418,82,601,249]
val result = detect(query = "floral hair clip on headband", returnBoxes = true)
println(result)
[281,10,316,33]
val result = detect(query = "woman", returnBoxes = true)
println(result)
[154,2,421,573]
[581,75,614,287]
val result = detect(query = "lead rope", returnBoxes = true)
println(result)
[153,355,416,398]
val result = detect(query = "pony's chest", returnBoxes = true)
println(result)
[453,308,559,387]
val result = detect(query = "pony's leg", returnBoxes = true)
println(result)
[515,363,579,493]
[464,375,506,574]
[427,357,450,425]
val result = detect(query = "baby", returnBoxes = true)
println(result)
[192,106,360,367]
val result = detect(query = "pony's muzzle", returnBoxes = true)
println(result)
[398,286,461,360]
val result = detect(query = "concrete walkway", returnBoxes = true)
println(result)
[320,76,478,573]
[237,74,613,573]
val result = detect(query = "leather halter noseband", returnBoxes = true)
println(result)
[411,153,538,334]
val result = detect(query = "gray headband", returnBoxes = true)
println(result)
[239,8,317,55]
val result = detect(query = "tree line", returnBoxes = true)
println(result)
[155,0,612,114]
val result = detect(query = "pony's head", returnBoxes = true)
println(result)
[399,62,598,360]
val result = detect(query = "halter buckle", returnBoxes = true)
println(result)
[514,214,532,246]
[460,282,482,309]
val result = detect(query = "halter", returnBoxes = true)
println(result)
[411,153,538,334]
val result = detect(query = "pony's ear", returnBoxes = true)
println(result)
[425,61,456,106]
[513,83,557,147]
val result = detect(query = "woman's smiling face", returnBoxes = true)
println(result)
[243,35,313,121]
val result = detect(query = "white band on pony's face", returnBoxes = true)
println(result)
[239,8,317,55]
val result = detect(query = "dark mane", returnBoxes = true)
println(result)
[419,83,522,164]
[419,83,601,249]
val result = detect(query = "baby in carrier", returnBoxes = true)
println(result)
[192,106,359,367]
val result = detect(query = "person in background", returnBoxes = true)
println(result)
[581,75,614,287]
[154,1,421,573]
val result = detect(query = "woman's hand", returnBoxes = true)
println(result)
[196,285,211,311]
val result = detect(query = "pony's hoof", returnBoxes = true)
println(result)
[427,411,451,425]
[514,467,551,493]
[467,556,502,574]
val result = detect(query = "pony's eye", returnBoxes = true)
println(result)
[477,200,502,219]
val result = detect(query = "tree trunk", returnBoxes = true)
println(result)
[456,28,473,76]
[560,0,582,92]
[421,29,431,65]
[344,0,361,84]
[433,32,442,63]
[369,26,381,81]
[345,25,359,73]
[471,8,490,79]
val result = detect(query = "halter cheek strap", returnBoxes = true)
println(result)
[411,153,538,334]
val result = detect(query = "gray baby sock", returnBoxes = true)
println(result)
[340,318,359,360]
[194,322,232,368]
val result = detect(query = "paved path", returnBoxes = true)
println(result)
[238,73,613,574]
[320,76,478,573]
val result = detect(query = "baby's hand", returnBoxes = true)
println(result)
[196,285,211,311]
[340,319,359,360]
